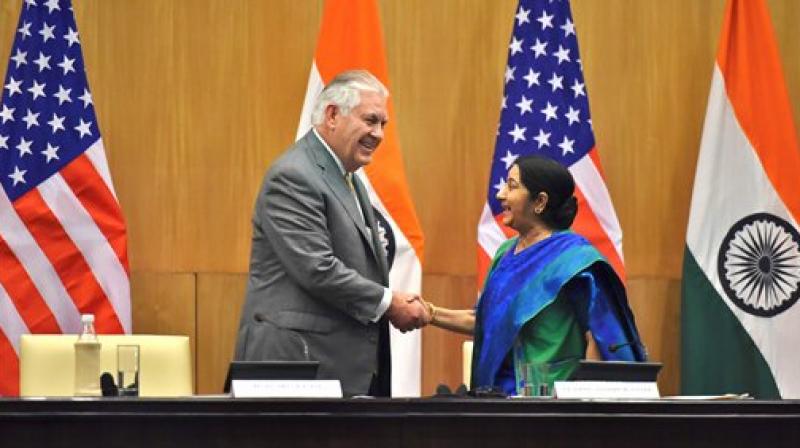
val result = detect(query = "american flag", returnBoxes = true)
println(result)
[0,0,129,396]
[477,0,625,283]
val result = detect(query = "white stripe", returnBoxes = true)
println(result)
[686,65,800,398]
[0,189,80,333]
[477,202,507,258]
[357,172,423,397]
[569,155,624,261]
[388,325,421,396]
[0,282,30,354]
[296,62,324,141]
[38,173,131,333]
[84,139,119,201]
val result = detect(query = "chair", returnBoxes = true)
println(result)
[463,340,473,387]
[19,334,193,397]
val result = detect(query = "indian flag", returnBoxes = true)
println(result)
[296,0,425,396]
[681,0,800,399]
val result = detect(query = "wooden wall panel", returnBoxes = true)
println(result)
[771,0,800,132]
[381,0,516,276]
[72,2,183,272]
[0,2,19,74]
[73,0,321,273]
[3,0,800,398]
[195,273,247,394]
[573,0,725,278]
[626,277,682,395]
[130,272,197,389]
[170,1,321,273]
[421,274,476,393]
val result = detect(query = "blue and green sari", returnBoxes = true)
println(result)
[471,231,646,394]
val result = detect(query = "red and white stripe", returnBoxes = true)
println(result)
[0,138,130,396]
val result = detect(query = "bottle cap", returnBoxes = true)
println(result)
[81,314,95,323]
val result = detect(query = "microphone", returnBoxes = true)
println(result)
[435,384,453,396]
[608,341,634,353]
[100,372,118,397]
[433,384,471,398]
[608,339,650,361]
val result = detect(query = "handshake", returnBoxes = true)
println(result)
[385,291,433,333]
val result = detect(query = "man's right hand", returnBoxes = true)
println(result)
[386,291,427,333]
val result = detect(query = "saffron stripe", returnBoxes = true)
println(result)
[313,0,424,263]
[12,189,124,334]
[362,117,425,263]
[307,0,424,397]
[716,0,800,223]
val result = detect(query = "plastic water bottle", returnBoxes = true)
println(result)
[74,314,102,396]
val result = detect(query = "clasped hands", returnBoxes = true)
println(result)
[386,291,432,333]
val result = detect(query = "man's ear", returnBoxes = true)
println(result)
[324,104,339,128]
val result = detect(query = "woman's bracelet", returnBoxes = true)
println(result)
[427,302,438,324]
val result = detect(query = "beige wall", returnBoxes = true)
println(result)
[2,0,800,395]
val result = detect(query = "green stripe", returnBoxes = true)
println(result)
[681,248,780,398]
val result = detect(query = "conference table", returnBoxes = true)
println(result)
[1,396,798,447]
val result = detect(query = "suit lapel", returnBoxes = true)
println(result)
[352,174,390,283]
[302,132,383,267]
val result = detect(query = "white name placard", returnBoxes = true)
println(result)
[231,380,343,398]
[553,381,660,400]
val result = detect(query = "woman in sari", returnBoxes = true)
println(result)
[425,155,645,395]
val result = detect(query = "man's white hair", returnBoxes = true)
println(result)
[311,70,389,125]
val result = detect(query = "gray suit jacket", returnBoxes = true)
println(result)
[235,130,391,397]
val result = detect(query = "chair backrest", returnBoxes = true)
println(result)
[463,340,473,387]
[20,334,193,397]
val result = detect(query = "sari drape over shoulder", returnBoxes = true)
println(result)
[471,231,645,391]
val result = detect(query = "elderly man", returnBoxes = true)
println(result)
[234,70,427,397]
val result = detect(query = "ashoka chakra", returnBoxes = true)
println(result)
[717,213,800,317]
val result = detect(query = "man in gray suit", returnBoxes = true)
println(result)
[235,70,427,397]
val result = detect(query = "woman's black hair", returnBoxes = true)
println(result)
[515,155,578,230]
